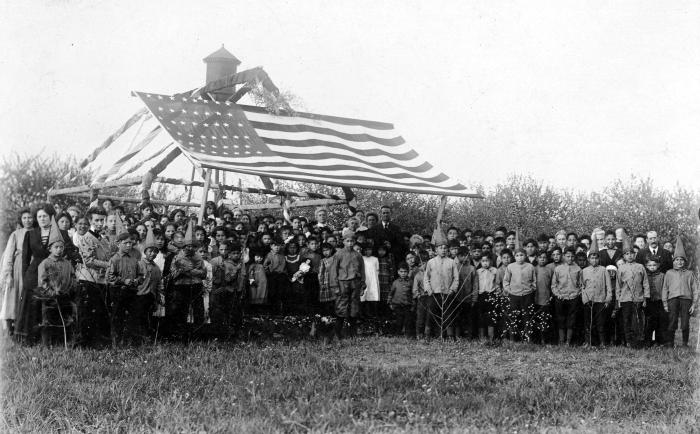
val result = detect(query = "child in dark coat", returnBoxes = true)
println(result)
[388,262,414,337]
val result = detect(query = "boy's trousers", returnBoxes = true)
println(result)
[126,293,154,345]
[76,281,110,347]
[554,297,580,330]
[644,300,668,346]
[335,278,362,318]
[667,297,692,345]
[108,285,135,346]
[583,302,607,345]
[415,295,431,337]
[620,301,644,346]
[508,293,535,339]
[391,304,414,336]
[170,283,205,342]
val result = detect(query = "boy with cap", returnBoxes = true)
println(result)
[551,247,583,345]
[644,256,666,347]
[423,233,460,339]
[107,231,143,346]
[387,262,414,337]
[616,236,650,348]
[168,220,206,343]
[37,216,78,346]
[581,239,612,347]
[264,238,288,315]
[412,250,431,339]
[662,237,699,347]
[503,247,537,341]
[130,227,162,345]
[453,246,479,339]
[209,241,246,339]
[329,230,366,339]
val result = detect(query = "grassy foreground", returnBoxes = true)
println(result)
[1,335,699,433]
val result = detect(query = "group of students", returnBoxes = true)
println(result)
[0,199,697,349]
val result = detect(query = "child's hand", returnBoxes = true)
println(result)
[663,305,669,313]
[389,304,394,311]
[689,305,695,315]
[604,302,610,310]
[124,278,131,286]
[642,299,647,308]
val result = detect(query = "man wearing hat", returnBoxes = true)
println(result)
[662,237,699,347]
[168,220,206,343]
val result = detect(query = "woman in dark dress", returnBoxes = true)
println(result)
[15,204,78,344]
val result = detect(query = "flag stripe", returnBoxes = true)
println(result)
[249,120,405,146]
[201,161,468,193]
[262,139,418,160]
[241,104,395,130]
[79,108,149,169]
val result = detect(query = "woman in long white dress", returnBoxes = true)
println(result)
[0,209,34,333]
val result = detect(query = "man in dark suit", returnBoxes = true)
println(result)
[364,206,404,261]
[635,231,673,272]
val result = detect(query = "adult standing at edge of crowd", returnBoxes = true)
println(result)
[636,231,673,273]
[15,204,78,344]
[0,209,34,334]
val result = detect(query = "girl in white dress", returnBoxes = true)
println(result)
[360,244,380,318]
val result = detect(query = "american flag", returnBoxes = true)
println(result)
[132,91,479,197]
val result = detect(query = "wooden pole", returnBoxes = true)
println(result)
[185,166,195,210]
[436,195,448,227]
[198,169,212,224]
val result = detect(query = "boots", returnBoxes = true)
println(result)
[682,329,689,347]
[598,332,607,348]
[348,318,358,338]
[334,319,344,340]
[566,329,574,346]
[558,329,566,345]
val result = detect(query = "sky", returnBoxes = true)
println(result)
[1,0,699,193]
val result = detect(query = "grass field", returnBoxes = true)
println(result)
[2,329,699,433]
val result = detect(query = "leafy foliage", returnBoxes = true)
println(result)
[0,152,90,244]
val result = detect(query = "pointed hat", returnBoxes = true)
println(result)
[47,215,64,246]
[143,226,157,250]
[673,235,686,260]
[514,227,521,250]
[589,231,599,255]
[183,218,198,246]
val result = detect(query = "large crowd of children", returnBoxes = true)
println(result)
[0,199,697,349]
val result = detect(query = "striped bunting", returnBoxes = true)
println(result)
[134,91,481,197]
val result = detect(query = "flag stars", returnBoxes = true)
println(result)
[222,136,227,139]
[146,94,152,98]
[244,151,251,155]
[243,135,249,140]
[205,112,210,116]
[188,134,194,138]
[234,151,240,155]
[211,136,217,140]
[181,109,187,114]
[158,107,163,111]
[169,96,175,100]
[169,109,175,113]
[215,111,221,116]
[182,98,188,102]
[233,145,239,149]
[233,135,238,139]
[227,113,233,117]
[214,122,220,127]
[203,123,209,127]
[192,122,198,126]
[244,144,251,149]
[193,111,199,115]
[256,151,262,154]
[157,95,163,100]
[224,101,231,106]
[223,123,229,128]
